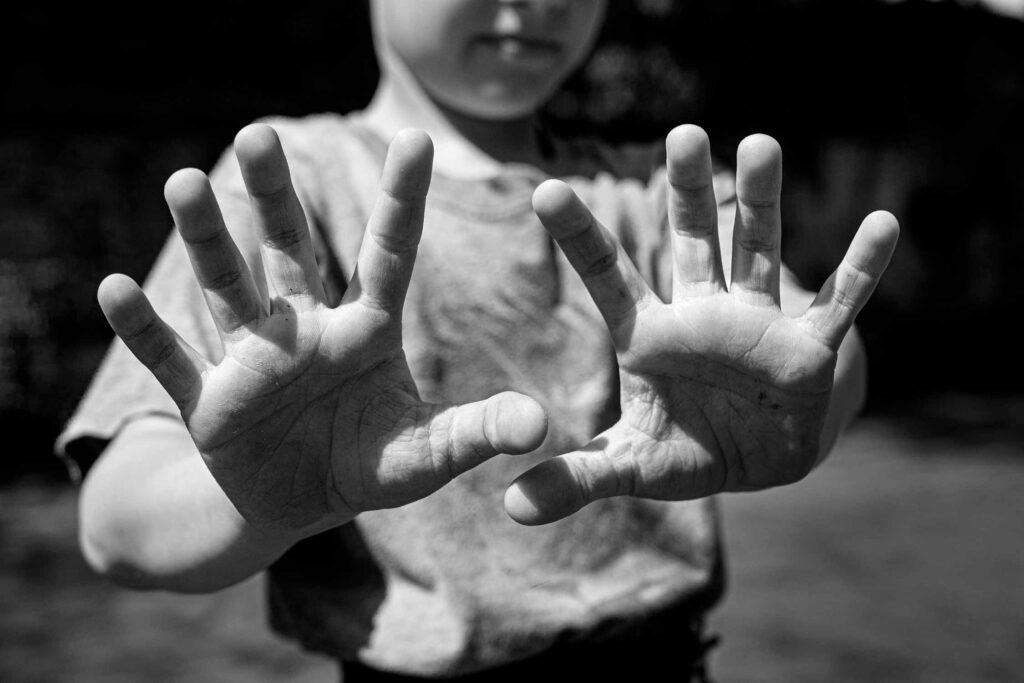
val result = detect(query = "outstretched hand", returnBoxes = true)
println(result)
[98,125,547,538]
[505,125,898,525]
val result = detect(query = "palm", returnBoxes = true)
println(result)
[615,297,834,498]
[505,126,899,525]
[188,305,424,530]
[100,126,546,537]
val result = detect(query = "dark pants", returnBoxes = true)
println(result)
[341,618,718,683]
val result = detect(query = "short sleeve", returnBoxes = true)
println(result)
[55,231,221,481]
[55,123,259,480]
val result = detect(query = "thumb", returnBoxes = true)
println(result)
[504,430,630,525]
[430,392,548,479]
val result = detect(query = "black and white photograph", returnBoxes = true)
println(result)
[2,1,1023,681]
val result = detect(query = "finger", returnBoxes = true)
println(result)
[505,417,728,525]
[430,392,548,479]
[234,123,326,306]
[801,211,899,350]
[731,134,783,307]
[347,129,433,314]
[666,125,726,299]
[97,274,208,411]
[165,169,265,338]
[533,180,657,335]
[503,431,630,526]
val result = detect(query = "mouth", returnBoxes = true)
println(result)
[473,35,562,68]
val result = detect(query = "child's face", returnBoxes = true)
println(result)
[373,0,607,121]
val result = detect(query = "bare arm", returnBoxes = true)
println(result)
[79,416,299,593]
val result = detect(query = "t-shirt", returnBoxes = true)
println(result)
[58,112,742,676]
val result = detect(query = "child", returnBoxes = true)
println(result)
[59,0,898,679]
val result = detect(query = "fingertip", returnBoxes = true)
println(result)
[391,128,434,160]
[736,134,783,202]
[737,133,782,162]
[503,459,585,526]
[484,392,548,455]
[234,123,291,194]
[852,210,900,273]
[532,178,572,212]
[97,273,139,307]
[382,128,435,199]
[96,274,149,332]
[665,125,712,187]
[163,168,212,215]
[667,124,710,149]
[504,480,546,526]
[531,180,587,238]
[863,210,901,242]
[233,123,281,162]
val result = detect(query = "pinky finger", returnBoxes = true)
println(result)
[97,274,208,411]
[801,211,899,350]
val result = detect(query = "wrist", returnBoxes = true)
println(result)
[235,509,355,552]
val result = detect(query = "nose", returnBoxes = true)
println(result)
[495,0,572,28]
[495,3,524,33]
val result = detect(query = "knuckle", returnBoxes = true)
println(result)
[121,317,159,343]
[380,183,424,205]
[736,235,778,253]
[201,268,244,292]
[667,176,712,193]
[370,227,416,255]
[247,182,291,202]
[674,216,715,237]
[147,340,179,369]
[262,226,307,250]
[580,250,618,279]
[829,286,859,313]
[566,458,593,504]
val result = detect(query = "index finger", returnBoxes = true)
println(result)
[801,211,899,350]
[532,180,657,338]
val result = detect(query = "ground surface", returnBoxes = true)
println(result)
[2,412,1022,682]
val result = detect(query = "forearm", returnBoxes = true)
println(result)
[78,417,306,593]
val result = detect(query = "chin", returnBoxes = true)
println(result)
[458,95,551,122]
[471,102,544,121]
[438,80,558,122]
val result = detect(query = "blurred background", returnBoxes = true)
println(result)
[2,0,1022,681]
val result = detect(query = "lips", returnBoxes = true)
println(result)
[473,35,562,68]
